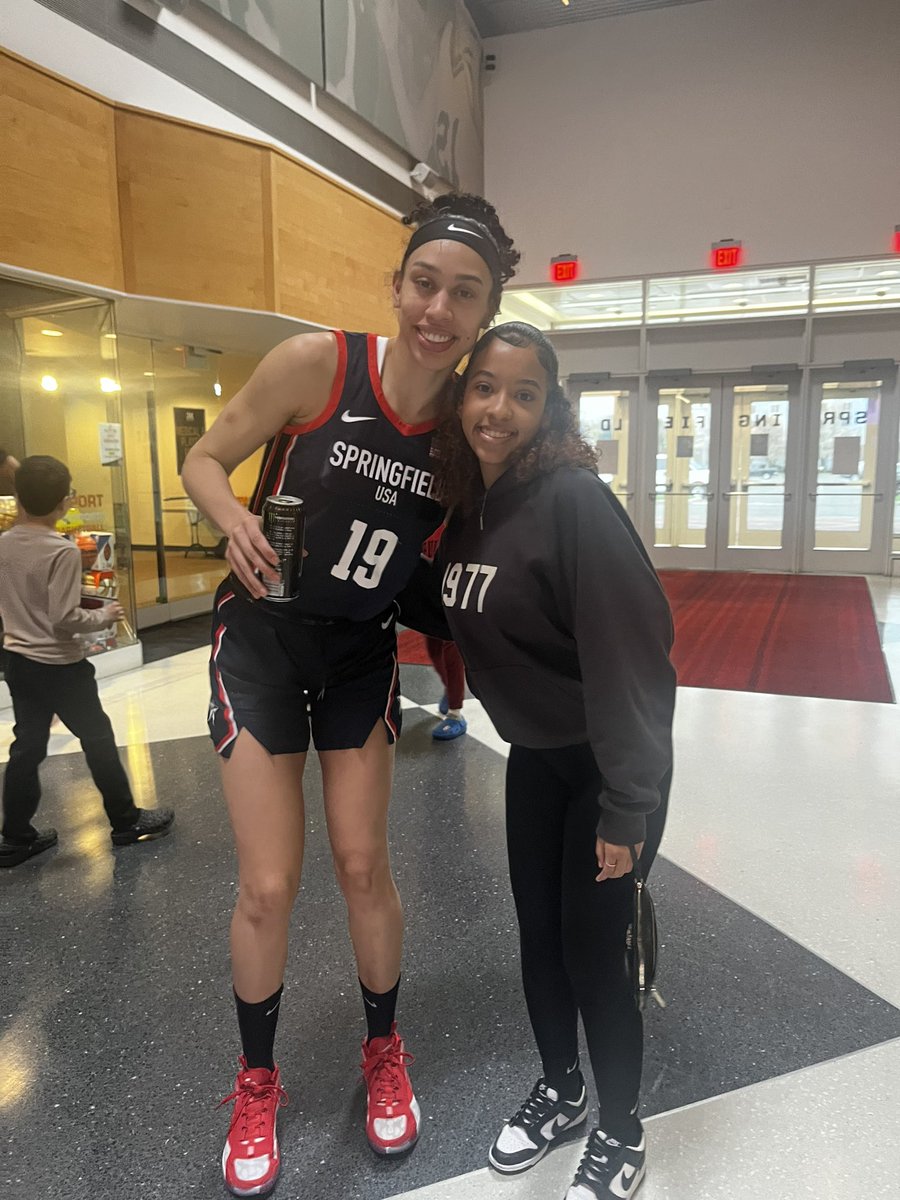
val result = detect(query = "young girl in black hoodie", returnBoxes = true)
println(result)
[435,323,676,1200]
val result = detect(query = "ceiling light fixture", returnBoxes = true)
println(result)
[41,329,63,337]
[99,377,121,393]
[41,375,59,392]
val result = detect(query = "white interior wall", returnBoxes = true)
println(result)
[485,0,900,283]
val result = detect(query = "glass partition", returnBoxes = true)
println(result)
[0,287,138,657]
[117,336,263,624]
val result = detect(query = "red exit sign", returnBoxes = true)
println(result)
[551,254,580,283]
[711,239,744,270]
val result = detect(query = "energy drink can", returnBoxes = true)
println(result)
[261,495,305,601]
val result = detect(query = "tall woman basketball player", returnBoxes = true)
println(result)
[182,194,518,1197]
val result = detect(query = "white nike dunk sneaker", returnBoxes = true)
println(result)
[488,1077,587,1174]
[565,1125,646,1199]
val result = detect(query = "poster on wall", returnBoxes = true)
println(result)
[324,0,484,192]
[174,408,206,473]
[193,0,325,86]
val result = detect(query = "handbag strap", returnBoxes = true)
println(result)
[629,844,645,885]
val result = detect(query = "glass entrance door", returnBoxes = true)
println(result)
[574,379,636,517]
[801,369,899,574]
[649,374,801,570]
[651,383,717,569]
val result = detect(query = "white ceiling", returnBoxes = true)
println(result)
[465,0,714,37]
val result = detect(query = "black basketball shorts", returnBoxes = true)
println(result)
[207,581,401,758]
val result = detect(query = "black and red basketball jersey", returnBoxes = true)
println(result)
[248,330,444,621]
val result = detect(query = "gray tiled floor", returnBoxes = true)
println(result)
[3,707,899,1200]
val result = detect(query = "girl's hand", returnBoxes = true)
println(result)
[596,838,644,882]
[225,513,280,599]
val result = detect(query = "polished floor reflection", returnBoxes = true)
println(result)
[1,593,899,1199]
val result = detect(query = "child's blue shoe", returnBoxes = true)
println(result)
[432,715,467,741]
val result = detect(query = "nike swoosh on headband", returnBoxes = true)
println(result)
[446,223,483,237]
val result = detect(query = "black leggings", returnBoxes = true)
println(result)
[505,742,669,1137]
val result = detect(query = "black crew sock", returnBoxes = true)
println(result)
[360,975,400,1042]
[598,1110,643,1146]
[234,985,283,1071]
[546,1060,586,1103]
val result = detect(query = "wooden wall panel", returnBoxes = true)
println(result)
[116,111,270,311]
[0,53,123,288]
[272,154,406,335]
[0,52,408,334]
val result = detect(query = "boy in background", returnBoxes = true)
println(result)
[0,455,174,868]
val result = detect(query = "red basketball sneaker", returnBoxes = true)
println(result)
[219,1058,288,1197]
[361,1024,421,1155]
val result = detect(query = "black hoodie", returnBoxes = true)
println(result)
[441,465,676,846]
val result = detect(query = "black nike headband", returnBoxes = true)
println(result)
[402,215,502,286]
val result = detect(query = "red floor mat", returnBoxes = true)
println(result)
[659,571,893,703]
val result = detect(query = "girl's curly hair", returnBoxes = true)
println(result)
[433,322,598,512]
[401,192,520,310]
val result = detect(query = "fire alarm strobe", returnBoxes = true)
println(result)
[551,254,580,283]
[711,239,744,270]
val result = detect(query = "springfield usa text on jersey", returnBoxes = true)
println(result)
[328,440,438,506]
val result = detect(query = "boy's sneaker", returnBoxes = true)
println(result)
[565,1125,646,1199]
[361,1023,420,1155]
[0,828,58,868]
[489,1077,587,1174]
[219,1058,288,1197]
[111,807,174,846]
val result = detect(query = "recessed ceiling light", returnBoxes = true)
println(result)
[103,333,117,340]
[41,375,59,391]
[41,328,63,337]
[143,371,155,377]
[99,377,121,393]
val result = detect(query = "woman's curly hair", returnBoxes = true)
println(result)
[401,192,520,308]
[433,322,598,512]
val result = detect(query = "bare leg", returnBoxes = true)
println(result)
[223,730,307,1002]
[319,722,402,992]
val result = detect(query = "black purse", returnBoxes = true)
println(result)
[625,846,666,1011]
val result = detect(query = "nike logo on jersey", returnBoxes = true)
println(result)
[447,222,482,238]
[341,411,378,423]
[609,1163,639,1198]
[381,612,394,629]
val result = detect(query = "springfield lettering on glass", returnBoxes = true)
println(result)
[738,413,783,427]
[822,410,868,425]
[663,414,706,429]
